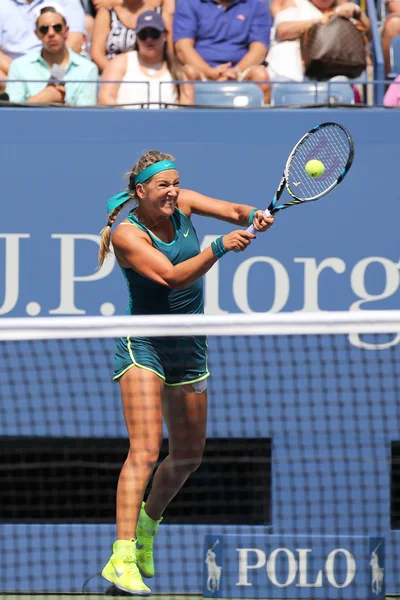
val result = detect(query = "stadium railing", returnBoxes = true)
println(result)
[0,77,395,108]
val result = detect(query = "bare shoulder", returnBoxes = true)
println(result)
[176,189,194,216]
[112,220,149,249]
[104,52,128,73]
[94,6,111,23]
[111,52,128,66]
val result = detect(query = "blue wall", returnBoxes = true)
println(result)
[1,108,400,319]
[1,108,399,595]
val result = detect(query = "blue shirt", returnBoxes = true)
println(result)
[0,0,85,60]
[6,48,99,106]
[173,0,272,67]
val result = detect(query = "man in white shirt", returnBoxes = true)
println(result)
[0,0,85,90]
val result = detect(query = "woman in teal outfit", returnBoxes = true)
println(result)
[98,149,274,595]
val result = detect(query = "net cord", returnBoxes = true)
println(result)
[1,310,400,340]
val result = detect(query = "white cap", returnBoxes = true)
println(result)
[33,2,68,23]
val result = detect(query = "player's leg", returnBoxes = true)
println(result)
[136,382,207,577]
[146,382,207,514]
[103,366,164,595]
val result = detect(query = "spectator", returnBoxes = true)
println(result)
[173,0,272,104]
[384,74,400,104]
[6,5,98,105]
[91,0,167,73]
[267,0,370,83]
[382,1,400,75]
[98,10,193,107]
[84,0,174,48]
[0,0,85,89]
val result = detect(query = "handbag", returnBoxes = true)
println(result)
[300,13,368,80]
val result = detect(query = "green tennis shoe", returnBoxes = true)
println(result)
[102,539,151,595]
[136,502,163,578]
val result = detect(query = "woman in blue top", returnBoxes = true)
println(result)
[98,149,274,595]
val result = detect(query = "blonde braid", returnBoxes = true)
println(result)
[98,203,129,268]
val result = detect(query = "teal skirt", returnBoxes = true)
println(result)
[113,335,209,386]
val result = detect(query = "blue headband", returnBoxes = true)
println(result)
[135,160,176,185]
[106,160,177,214]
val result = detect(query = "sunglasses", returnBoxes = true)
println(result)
[38,23,64,35]
[137,28,162,41]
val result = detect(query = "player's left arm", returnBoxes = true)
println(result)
[178,188,274,232]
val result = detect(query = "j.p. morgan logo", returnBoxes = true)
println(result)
[2,233,400,349]
[236,547,356,589]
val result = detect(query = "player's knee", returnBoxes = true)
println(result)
[171,448,204,474]
[126,447,160,471]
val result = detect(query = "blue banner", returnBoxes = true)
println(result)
[203,534,385,599]
[1,109,400,357]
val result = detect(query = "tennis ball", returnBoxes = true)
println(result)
[305,159,325,178]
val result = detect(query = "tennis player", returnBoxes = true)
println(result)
[99,149,274,595]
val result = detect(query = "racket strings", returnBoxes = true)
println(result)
[287,124,352,201]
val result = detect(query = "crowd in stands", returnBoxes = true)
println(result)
[0,0,399,106]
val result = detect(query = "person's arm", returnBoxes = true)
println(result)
[61,0,86,52]
[5,61,63,103]
[67,32,84,53]
[276,18,321,41]
[387,0,400,14]
[162,0,175,54]
[98,53,126,104]
[178,189,274,232]
[235,42,268,75]
[93,0,122,8]
[0,49,11,76]
[178,79,194,104]
[26,85,66,104]
[173,64,194,105]
[6,57,66,103]
[73,63,99,105]
[173,0,231,79]
[91,7,111,72]
[112,225,255,290]
[235,0,271,72]
[334,2,370,31]
[175,38,213,79]
[175,39,231,80]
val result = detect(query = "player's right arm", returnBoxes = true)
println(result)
[112,224,255,290]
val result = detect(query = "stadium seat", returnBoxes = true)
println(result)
[389,35,400,78]
[271,81,355,106]
[194,82,264,107]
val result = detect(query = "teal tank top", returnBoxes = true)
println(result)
[121,208,204,316]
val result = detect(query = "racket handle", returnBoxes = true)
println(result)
[246,208,272,235]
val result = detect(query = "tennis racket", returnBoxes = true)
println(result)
[247,122,354,235]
